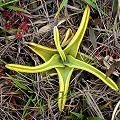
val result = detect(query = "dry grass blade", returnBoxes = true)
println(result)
[66,5,82,11]
[38,24,52,34]
[0,0,120,119]
[111,100,120,120]
[118,0,120,20]
[83,91,104,119]
[32,20,48,25]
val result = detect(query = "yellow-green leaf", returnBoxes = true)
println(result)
[54,26,66,61]
[66,55,119,91]
[61,28,73,47]
[24,42,57,62]
[6,54,64,73]
[64,6,90,58]
[56,67,74,111]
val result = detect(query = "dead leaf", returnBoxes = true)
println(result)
[33,20,48,25]
[89,27,97,49]
[103,55,119,77]
[38,24,51,34]
[106,62,118,78]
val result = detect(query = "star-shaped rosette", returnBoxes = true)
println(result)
[6,6,119,111]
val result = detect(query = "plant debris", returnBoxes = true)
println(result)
[0,0,120,120]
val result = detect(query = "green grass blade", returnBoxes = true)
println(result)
[22,95,33,119]
[6,74,31,91]
[55,0,68,17]
[77,0,86,6]
[70,112,84,119]
[65,116,77,119]
[88,117,106,120]
[6,54,64,73]
[66,55,119,91]
[112,0,118,18]
[54,26,66,61]
[101,22,120,37]
[85,0,108,16]
[24,42,58,62]
[64,6,90,58]
[6,6,30,14]
[0,0,19,7]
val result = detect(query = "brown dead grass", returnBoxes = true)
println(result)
[0,0,120,120]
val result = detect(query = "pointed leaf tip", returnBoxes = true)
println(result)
[6,54,64,73]
[54,26,66,61]
[24,42,57,62]
[66,55,119,91]
[64,6,90,57]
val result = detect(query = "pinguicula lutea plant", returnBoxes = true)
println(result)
[6,6,119,111]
